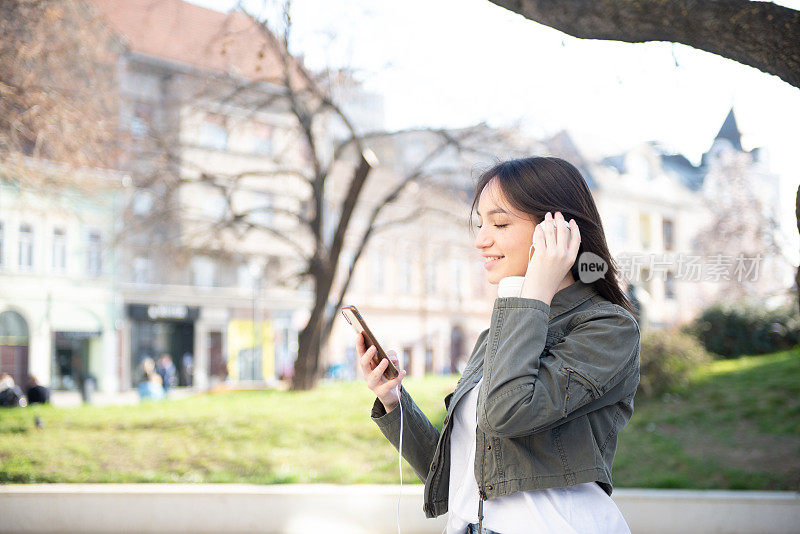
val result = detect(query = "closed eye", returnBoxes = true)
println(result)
[475,224,509,229]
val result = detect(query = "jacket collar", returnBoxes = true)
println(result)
[548,279,598,320]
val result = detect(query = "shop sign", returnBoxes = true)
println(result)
[55,331,101,340]
[127,304,200,322]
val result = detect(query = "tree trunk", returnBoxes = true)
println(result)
[291,281,327,390]
[290,251,336,390]
[293,316,323,390]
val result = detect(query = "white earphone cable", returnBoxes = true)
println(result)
[395,380,448,534]
[395,384,403,534]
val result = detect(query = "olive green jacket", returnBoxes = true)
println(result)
[370,279,641,519]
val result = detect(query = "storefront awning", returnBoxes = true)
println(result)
[49,305,103,334]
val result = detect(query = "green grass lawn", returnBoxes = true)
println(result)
[614,347,800,491]
[0,374,457,485]
[1,348,798,490]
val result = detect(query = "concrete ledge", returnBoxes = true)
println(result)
[1,484,798,533]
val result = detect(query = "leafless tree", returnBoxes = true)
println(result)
[0,0,120,187]
[107,1,515,390]
[201,6,520,390]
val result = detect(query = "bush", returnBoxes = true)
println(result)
[638,328,712,399]
[686,301,800,358]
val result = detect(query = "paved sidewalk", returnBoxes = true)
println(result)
[1,484,799,534]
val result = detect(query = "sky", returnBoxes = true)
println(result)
[189,0,799,260]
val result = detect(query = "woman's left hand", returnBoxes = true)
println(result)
[520,211,581,303]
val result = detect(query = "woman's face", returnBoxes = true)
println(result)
[473,178,539,285]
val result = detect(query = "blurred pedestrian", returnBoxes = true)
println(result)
[0,372,13,391]
[26,375,50,404]
[181,351,193,387]
[137,357,164,401]
[0,373,24,407]
[156,353,176,394]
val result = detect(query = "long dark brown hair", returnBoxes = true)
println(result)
[470,156,634,315]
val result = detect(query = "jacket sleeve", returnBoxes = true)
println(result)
[370,385,440,483]
[477,296,640,439]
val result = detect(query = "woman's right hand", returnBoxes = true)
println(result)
[357,332,406,413]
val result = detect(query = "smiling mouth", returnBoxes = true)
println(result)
[484,256,504,269]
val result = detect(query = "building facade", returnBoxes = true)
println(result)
[91,0,315,390]
[0,161,123,393]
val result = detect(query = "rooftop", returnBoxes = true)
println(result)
[89,0,287,81]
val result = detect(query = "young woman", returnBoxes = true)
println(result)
[358,156,641,534]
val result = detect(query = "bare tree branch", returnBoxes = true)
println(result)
[234,219,314,261]
[488,0,800,88]
[320,129,480,343]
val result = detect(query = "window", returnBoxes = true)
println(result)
[424,257,436,294]
[237,263,254,289]
[132,190,154,216]
[18,224,33,270]
[472,261,485,299]
[628,153,651,180]
[86,231,102,276]
[250,123,274,155]
[128,101,154,138]
[613,213,628,244]
[640,267,651,294]
[202,193,227,219]
[198,113,228,150]
[248,191,274,227]
[372,253,384,292]
[53,228,66,273]
[402,347,413,376]
[425,346,434,374]
[133,256,152,284]
[449,257,462,299]
[192,257,216,287]
[639,213,651,249]
[665,270,676,299]
[662,218,674,251]
[398,251,411,294]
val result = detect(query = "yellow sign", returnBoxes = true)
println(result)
[227,319,275,381]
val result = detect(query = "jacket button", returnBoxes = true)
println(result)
[487,484,493,491]
[430,461,437,471]
[486,444,492,450]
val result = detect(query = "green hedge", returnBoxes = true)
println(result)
[638,328,712,399]
[685,301,800,358]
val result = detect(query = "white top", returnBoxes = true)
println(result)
[446,377,631,534]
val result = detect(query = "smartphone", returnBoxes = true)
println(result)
[340,305,399,380]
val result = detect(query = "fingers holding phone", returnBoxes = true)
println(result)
[343,306,406,411]
[356,332,406,412]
